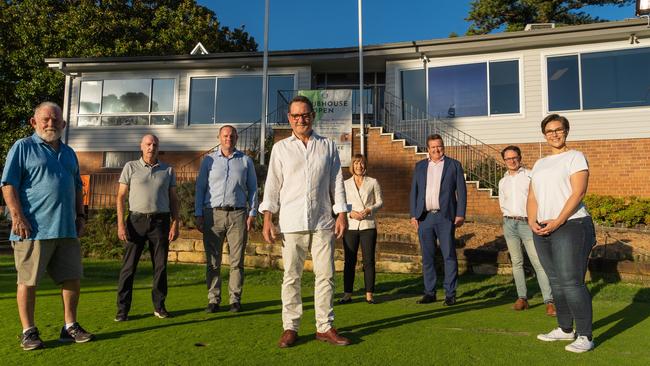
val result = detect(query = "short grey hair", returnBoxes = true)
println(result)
[34,101,62,115]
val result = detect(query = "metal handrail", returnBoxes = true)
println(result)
[382,91,506,194]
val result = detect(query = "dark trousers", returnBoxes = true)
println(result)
[343,228,377,293]
[116,213,170,313]
[417,211,458,297]
[533,217,596,337]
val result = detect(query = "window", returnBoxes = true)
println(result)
[188,75,294,125]
[400,60,520,120]
[77,78,175,126]
[547,47,650,111]
[103,152,140,168]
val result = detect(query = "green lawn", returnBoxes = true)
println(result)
[1,254,649,365]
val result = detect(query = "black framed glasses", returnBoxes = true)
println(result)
[544,127,566,136]
[289,113,314,121]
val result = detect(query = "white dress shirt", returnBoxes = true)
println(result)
[344,176,383,230]
[498,167,531,218]
[259,132,347,233]
[425,156,445,211]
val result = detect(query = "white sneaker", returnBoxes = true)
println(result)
[537,327,575,342]
[565,336,594,353]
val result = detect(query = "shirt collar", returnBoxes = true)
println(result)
[288,130,319,142]
[504,167,526,177]
[428,155,445,164]
[216,148,241,158]
[31,132,63,147]
[139,157,159,168]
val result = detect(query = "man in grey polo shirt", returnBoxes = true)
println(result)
[115,134,180,321]
[195,125,257,313]
[2,102,94,350]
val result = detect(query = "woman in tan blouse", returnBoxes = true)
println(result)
[338,154,383,304]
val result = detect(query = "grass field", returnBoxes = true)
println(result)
[1,254,649,365]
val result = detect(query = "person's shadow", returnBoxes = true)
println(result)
[593,287,650,346]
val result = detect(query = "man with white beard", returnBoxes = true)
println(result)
[1,102,94,351]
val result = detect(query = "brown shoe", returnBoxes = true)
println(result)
[315,328,351,346]
[278,330,298,348]
[545,302,557,317]
[513,298,529,310]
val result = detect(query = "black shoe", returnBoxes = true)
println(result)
[21,327,44,351]
[337,297,352,305]
[443,296,456,306]
[229,302,241,313]
[154,308,172,319]
[114,312,128,322]
[417,294,436,304]
[366,299,377,304]
[59,323,95,343]
[206,303,220,313]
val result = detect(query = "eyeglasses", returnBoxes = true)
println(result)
[544,128,566,136]
[289,113,314,121]
[503,157,520,162]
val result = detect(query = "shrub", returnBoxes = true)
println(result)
[584,195,650,228]
[177,181,197,229]
[80,208,123,259]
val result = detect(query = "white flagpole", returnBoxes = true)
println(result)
[358,0,365,156]
[260,0,270,165]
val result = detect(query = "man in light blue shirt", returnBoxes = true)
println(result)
[195,125,257,313]
[1,102,94,350]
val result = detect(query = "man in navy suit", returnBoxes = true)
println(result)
[410,134,467,306]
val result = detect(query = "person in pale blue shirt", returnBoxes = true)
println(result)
[194,125,257,313]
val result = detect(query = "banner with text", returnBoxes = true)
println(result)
[298,89,352,166]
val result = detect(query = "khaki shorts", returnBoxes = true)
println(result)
[12,238,83,286]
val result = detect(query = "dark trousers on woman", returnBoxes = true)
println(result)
[533,217,596,337]
[116,213,170,314]
[343,229,377,293]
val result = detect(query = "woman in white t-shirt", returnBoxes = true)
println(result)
[527,114,596,354]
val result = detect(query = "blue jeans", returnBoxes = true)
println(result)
[503,218,553,302]
[533,217,596,337]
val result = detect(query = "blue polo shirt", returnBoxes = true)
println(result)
[1,133,82,241]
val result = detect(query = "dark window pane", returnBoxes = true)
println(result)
[103,151,140,168]
[151,115,174,125]
[101,116,149,126]
[401,69,426,119]
[102,79,150,113]
[152,79,174,112]
[489,61,520,114]
[268,75,294,114]
[429,63,487,118]
[216,76,262,123]
[326,73,357,86]
[189,78,216,124]
[582,48,650,110]
[79,81,102,114]
[376,72,386,84]
[547,55,580,111]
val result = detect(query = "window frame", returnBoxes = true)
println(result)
[76,75,178,128]
[185,70,297,127]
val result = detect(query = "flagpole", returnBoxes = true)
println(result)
[260,0,270,165]
[358,0,365,156]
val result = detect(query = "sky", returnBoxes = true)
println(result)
[198,0,640,51]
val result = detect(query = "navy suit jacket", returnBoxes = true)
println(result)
[409,156,467,222]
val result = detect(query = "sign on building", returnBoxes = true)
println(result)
[298,89,353,166]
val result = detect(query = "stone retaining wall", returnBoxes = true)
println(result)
[170,229,650,284]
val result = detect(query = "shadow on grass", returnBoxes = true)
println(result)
[594,287,650,346]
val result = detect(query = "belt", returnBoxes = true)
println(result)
[213,206,245,212]
[130,211,169,219]
[504,216,527,222]
[428,209,440,214]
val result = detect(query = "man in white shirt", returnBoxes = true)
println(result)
[498,145,555,316]
[260,95,350,348]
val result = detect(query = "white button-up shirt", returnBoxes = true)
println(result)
[425,156,445,211]
[259,132,347,233]
[498,167,531,218]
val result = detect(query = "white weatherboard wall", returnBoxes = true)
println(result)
[66,66,310,152]
[386,38,650,146]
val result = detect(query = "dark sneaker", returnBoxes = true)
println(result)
[21,327,44,351]
[114,312,128,322]
[229,302,241,313]
[205,303,220,313]
[59,323,95,343]
[154,308,172,319]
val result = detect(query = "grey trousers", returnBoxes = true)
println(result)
[203,208,247,305]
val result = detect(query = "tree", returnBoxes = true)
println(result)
[0,0,258,165]
[466,0,635,35]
